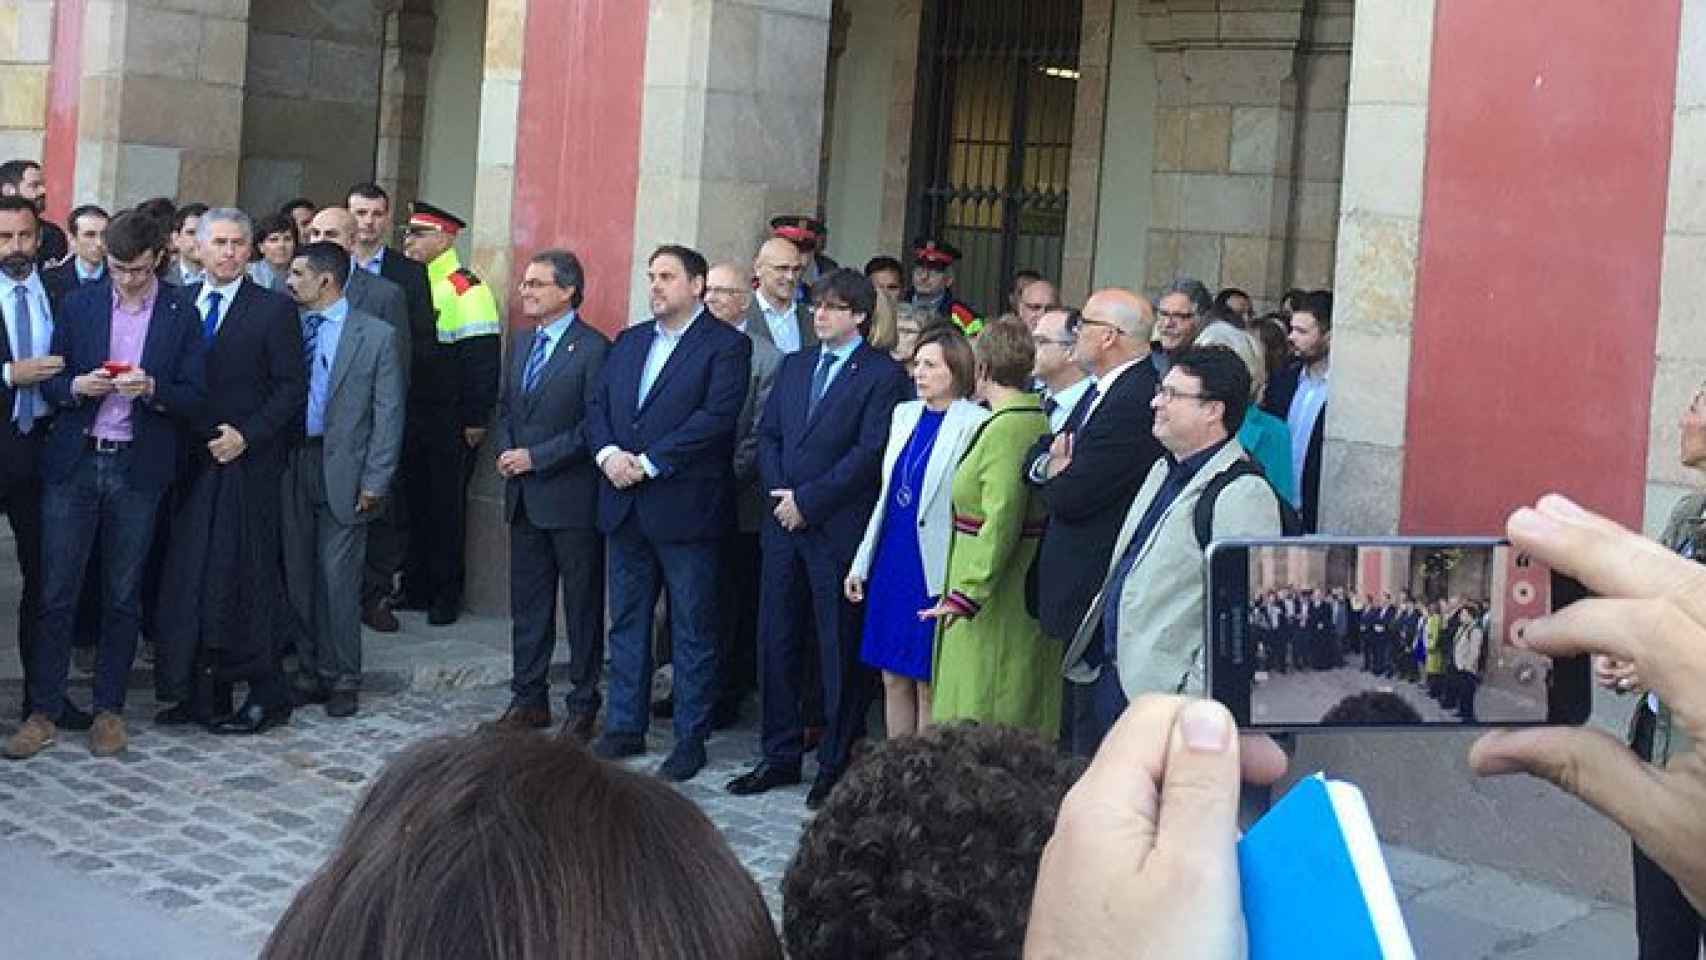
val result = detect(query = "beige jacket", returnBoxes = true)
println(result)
[1061,440,1284,697]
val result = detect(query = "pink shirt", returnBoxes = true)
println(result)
[90,281,156,442]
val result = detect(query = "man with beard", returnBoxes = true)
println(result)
[0,196,80,728]
[1149,278,1210,380]
[0,161,67,267]
[1262,289,1331,532]
[152,208,304,733]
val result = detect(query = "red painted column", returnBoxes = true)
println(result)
[40,0,84,224]
[1400,0,1681,532]
[508,0,648,337]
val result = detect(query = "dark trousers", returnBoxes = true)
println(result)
[757,527,868,777]
[1632,704,1706,959]
[604,519,718,746]
[717,529,761,711]
[1089,662,1128,744]
[1450,669,1478,721]
[33,452,163,717]
[1061,675,1103,758]
[508,499,603,716]
[401,413,469,606]
[0,468,43,713]
[1365,630,1387,673]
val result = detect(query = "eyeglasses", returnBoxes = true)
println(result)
[813,301,853,314]
[1156,385,1214,404]
[705,286,747,298]
[1032,336,1074,348]
[1157,310,1196,322]
[1075,318,1126,337]
[107,259,156,278]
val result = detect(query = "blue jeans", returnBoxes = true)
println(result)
[602,519,719,747]
[32,451,163,716]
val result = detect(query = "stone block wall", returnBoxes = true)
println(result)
[0,0,54,162]
[72,0,250,208]
[1283,0,1350,293]
[238,0,383,214]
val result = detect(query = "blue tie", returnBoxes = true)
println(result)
[202,290,222,341]
[12,285,35,433]
[522,329,550,393]
[808,350,839,416]
[302,313,325,370]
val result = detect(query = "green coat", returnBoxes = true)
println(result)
[930,393,1057,736]
[1423,614,1446,677]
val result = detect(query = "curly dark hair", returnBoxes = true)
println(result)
[1321,690,1423,725]
[782,724,1084,959]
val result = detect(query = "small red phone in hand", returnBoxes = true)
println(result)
[101,361,133,376]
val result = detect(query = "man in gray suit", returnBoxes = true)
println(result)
[280,242,405,719]
[304,205,413,632]
[492,249,610,740]
[707,260,781,726]
[742,237,817,355]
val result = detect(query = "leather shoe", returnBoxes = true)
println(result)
[805,770,841,810]
[291,678,330,707]
[559,712,597,743]
[325,691,359,718]
[210,702,291,736]
[726,762,802,796]
[154,702,211,726]
[56,702,94,732]
[427,597,459,626]
[657,742,706,782]
[362,598,400,633]
[590,732,646,760]
[492,704,552,731]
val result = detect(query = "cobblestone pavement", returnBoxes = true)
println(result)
[0,679,1643,959]
[0,684,806,956]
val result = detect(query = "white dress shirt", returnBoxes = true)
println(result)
[196,277,244,336]
[756,290,800,353]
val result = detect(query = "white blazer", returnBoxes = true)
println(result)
[850,398,989,595]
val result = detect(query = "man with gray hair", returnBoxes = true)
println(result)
[153,207,306,733]
[1151,277,1210,379]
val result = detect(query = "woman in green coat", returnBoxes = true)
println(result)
[922,320,1057,736]
[1422,601,1447,700]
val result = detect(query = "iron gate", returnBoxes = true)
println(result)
[909,0,1082,318]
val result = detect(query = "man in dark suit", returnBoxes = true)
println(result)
[152,208,305,734]
[743,237,817,355]
[42,204,109,297]
[585,244,750,782]
[0,196,83,730]
[1025,291,1163,757]
[1261,289,1331,533]
[726,268,907,808]
[706,260,782,728]
[6,209,207,760]
[491,249,609,740]
[279,242,406,720]
[304,205,413,631]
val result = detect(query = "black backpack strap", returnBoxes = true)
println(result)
[1193,458,1262,550]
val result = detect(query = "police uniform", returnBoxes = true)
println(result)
[400,202,501,624]
[901,238,980,336]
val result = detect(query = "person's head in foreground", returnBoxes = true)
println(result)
[262,730,782,960]
[1021,494,1706,959]
[783,723,1083,959]
[1321,691,1423,725]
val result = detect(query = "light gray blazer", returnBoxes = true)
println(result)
[316,307,406,526]
[1061,439,1283,696]
[344,268,411,382]
[741,295,818,354]
[850,398,989,595]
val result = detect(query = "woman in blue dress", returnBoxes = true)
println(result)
[846,325,987,738]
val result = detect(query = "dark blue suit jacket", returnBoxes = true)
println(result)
[756,341,907,561]
[40,280,207,495]
[585,309,751,543]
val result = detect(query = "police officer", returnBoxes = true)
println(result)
[903,238,979,335]
[769,215,838,300]
[399,202,501,624]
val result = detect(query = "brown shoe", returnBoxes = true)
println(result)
[559,712,597,744]
[362,598,400,633]
[492,705,551,731]
[4,713,55,759]
[89,712,128,757]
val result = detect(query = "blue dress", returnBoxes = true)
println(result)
[860,408,946,681]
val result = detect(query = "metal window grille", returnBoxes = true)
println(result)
[908,0,1082,319]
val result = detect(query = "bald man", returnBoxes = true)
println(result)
[1024,288,1166,757]
[741,238,817,354]
[303,206,412,633]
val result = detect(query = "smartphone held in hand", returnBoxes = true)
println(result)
[1204,536,1592,730]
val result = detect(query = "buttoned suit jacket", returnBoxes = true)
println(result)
[584,311,752,544]
[494,317,611,530]
[311,307,406,526]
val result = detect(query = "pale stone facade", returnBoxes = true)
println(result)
[0,0,54,162]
